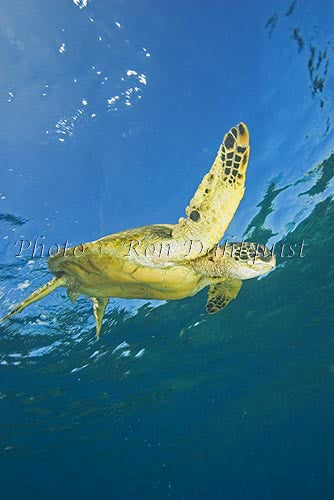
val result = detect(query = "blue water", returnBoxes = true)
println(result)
[1,1,334,498]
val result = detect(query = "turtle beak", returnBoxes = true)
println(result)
[271,254,276,268]
[259,250,276,269]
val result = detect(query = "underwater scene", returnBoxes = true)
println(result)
[0,1,334,498]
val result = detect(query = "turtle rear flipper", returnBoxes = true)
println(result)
[0,276,65,322]
[92,297,109,339]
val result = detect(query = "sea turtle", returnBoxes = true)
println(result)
[1,122,275,337]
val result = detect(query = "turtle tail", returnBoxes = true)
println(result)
[0,276,65,323]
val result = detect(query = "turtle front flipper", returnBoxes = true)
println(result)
[206,279,242,314]
[91,297,109,339]
[173,123,250,256]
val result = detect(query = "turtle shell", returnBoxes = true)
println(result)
[48,224,204,300]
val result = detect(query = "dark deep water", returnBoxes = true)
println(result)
[1,1,334,499]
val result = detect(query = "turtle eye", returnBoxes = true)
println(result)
[260,252,273,262]
[256,244,272,262]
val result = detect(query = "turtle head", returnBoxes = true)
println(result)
[217,242,276,279]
